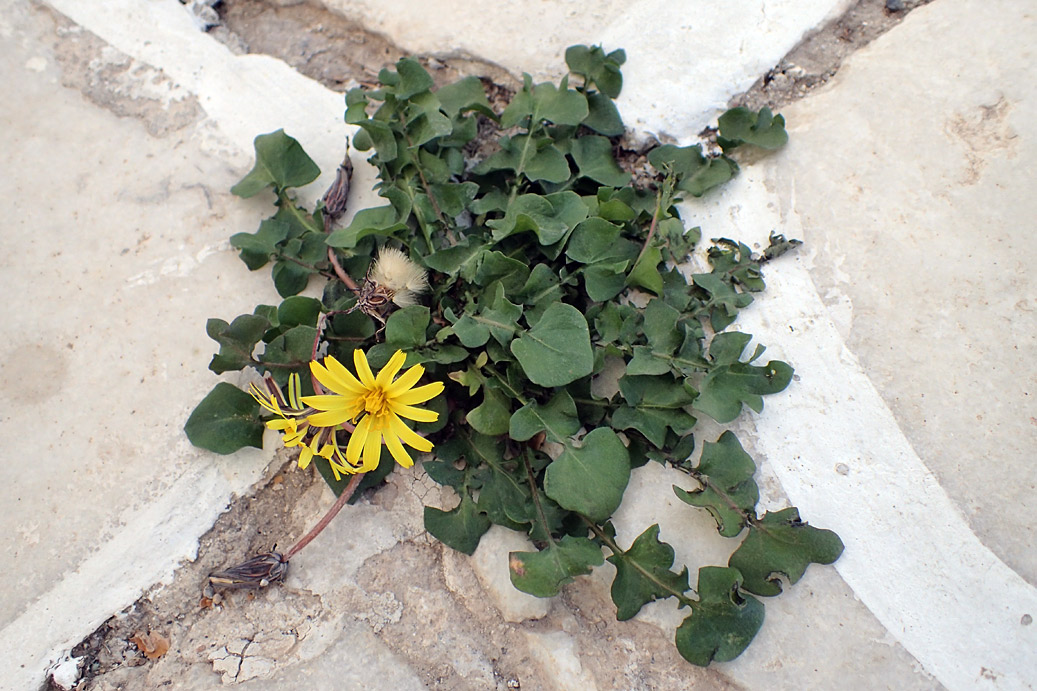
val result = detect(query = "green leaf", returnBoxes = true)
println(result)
[681,156,738,197]
[509,535,604,597]
[277,296,321,329]
[487,192,588,246]
[424,496,491,555]
[431,181,479,217]
[258,325,317,377]
[326,186,411,248]
[584,261,630,302]
[384,306,430,349]
[231,129,320,197]
[571,135,630,187]
[613,374,696,447]
[692,272,754,331]
[436,76,494,118]
[394,57,434,99]
[647,144,737,198]
[608,524,690,620]
[693,335,794,423]
[673,431,758,537]
[517,263,564,307]
[583,92,624,136]
[675,567,765,667]
[509,390,579,442]
[626,245,664,295]
[354,119,398,162]
[450,283,522,348]
[501,77,589,128]
[718,107,788,150]
[564,45,625,98]
[474,252,530,293]
[272,257,311,298]
[473,470,533,533]
[511,303,594,387]
[184,382,263,454]
[476,135,571,183]
[467,386,512,436]
[406,93,456,148]
[230,219,290,270]
[565,218,627,264]
[424,237,484,277]
[729,508,844,596]
[206,314,270,373]
[544,427,630,522]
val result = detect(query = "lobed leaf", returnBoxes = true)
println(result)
[424,496,491,555]
[675,567,765,666]
[231,130,320,198]
[718,107,788,150]
[608,524,690,620]
[729,508,844,596]
[673,431,758,537]
[509,535,604,597]
[206,314,269,373]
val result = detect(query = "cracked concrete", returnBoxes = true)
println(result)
[2,0,1035,689]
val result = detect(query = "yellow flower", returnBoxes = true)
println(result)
[303,349,444,473]
[250,374,320,469]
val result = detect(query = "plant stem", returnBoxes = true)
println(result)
[522,450,555,545]
[285,472,365,560]
[633,183,665,270]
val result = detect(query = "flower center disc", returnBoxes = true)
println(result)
[364,388,389,416]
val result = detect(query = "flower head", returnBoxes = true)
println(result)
[303,349,444,473]
[369,246,428,307]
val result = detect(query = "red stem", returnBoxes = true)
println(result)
[285,472,365,560]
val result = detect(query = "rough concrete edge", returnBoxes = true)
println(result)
[3,460,271,690]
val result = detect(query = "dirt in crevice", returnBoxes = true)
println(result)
[211,0,519,93]
[731,0,938,112]
[209,0,936,114]
[65,453,326,690]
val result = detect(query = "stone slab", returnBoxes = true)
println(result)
[2,0,1034,689]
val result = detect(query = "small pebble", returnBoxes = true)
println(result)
[886,0,905,11]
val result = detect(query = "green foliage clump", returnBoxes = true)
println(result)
[185,45,841,667]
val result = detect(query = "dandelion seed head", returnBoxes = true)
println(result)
[370,246,428,307]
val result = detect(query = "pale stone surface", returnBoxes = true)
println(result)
[673,1,1037,688]
[0,4,274,686]
[322,0,854,139]
[3,0,1036,689]
[470,526,551,623]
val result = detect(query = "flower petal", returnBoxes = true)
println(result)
[389,401,439,423]
[376,350,407,388]
[362,424,382,470]
[353,348,376,388]
[390,382,444,406]
[389,414,433,452]
[307,408,353,428]
[386,364,425,396]
[323,355,367,393]
[301,394,359,412]
[383,430,414,468]
[346,415,371,465]
[310,358,364,396]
